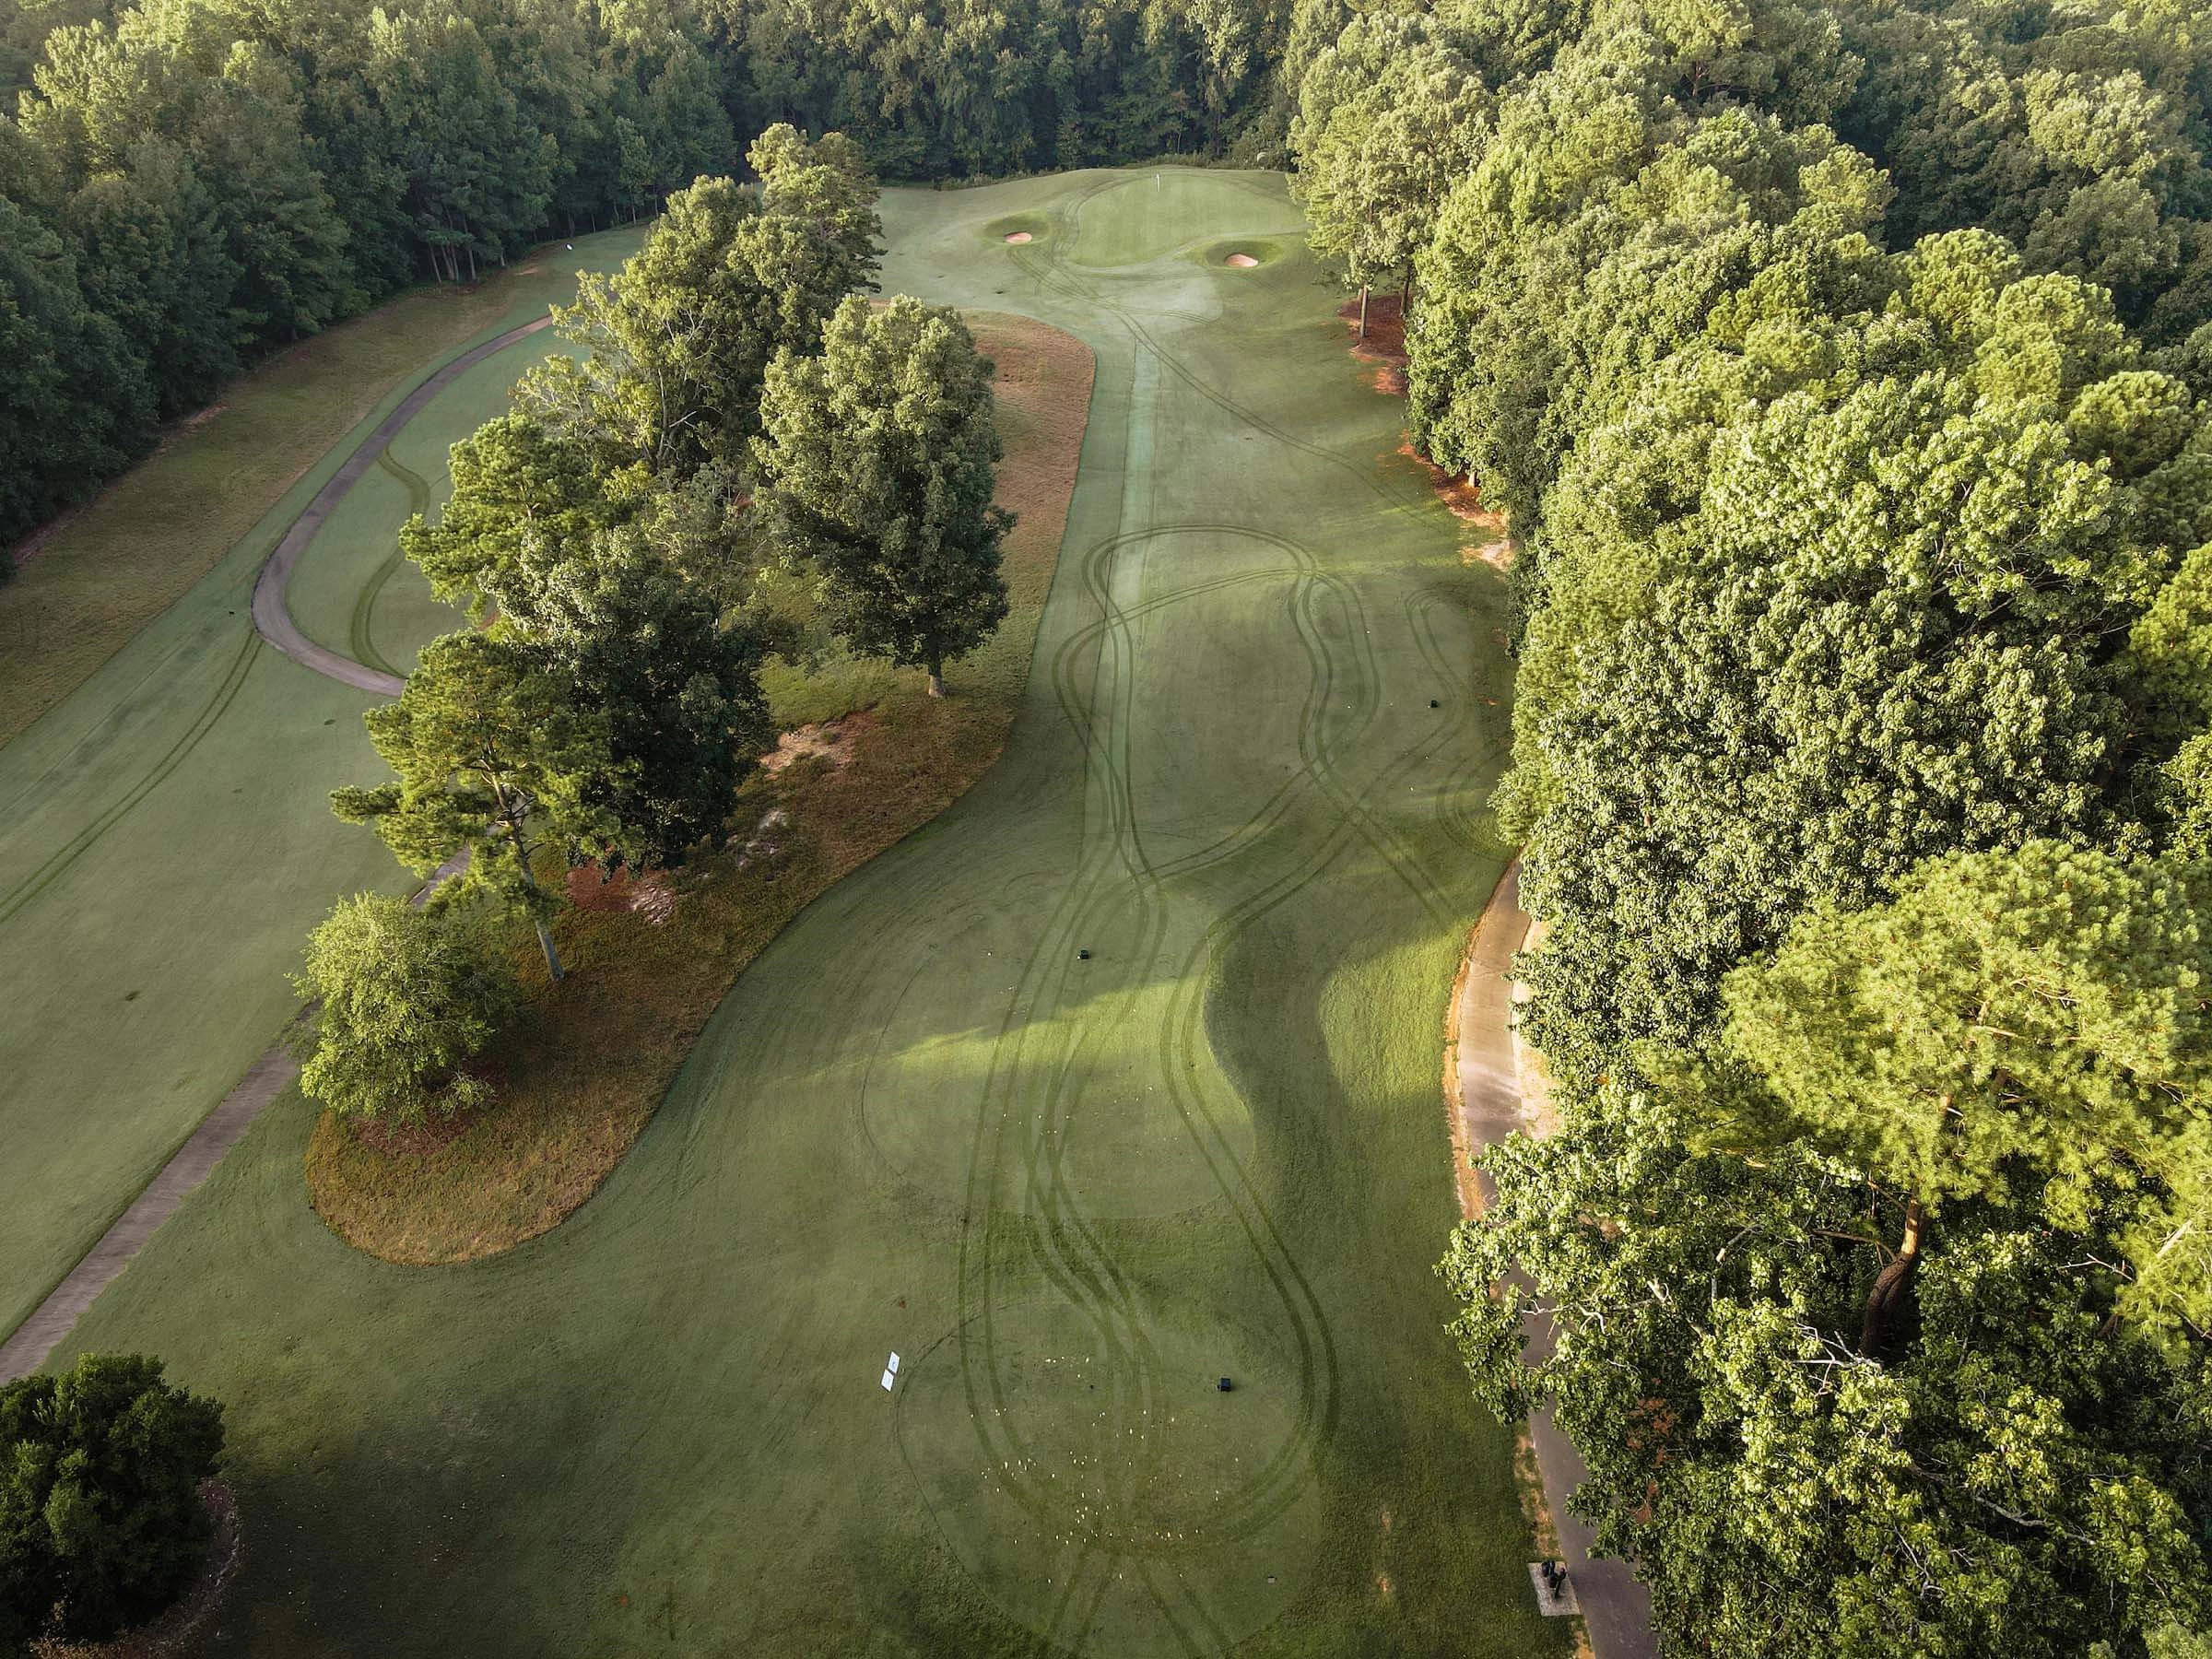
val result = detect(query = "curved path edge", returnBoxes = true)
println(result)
[0,318,552,1382]
[251,314,556,695]
[1454,860,1659,1659]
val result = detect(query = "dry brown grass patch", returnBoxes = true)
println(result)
[304,313,1096,1265]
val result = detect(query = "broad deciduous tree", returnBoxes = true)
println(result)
[755,293,1011,697]
[290,893,519,1124]
[0,1354,224,1651]
[333,629,616,981]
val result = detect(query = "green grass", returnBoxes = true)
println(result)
[0,230,643,1338]
[50,171,1551,1656]
[0,244,625,746]
[300,313,1096,1266]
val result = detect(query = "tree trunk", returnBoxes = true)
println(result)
[1859,1195,1924,1356]
[1359,285,1369,340]
[926,657,946,699]
[531,915,565,982]
[507,821,564,982]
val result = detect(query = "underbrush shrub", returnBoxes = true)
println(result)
[0,1354,224,1651]
[291,894,519,1124]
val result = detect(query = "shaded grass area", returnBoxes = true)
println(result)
[302,313,1096,1265]
[57,171,1553,1659]
[0,253,594,748]
[0,233,641,1341]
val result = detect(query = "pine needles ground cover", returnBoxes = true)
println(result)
[53,171,1553,1656]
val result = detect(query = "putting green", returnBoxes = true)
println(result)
[51,171,1551,1656]
[0,232,641,1339]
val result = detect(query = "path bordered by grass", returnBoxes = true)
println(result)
[302,313,1095,1263]
[0,230,643,1338]
[55,171,1555,1657]
[0,248,616,747]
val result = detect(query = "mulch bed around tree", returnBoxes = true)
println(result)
[303,314,1097,1266]
[31,1482,241,1659]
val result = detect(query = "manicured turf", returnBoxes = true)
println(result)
[0,231,642,1339]
[281,335,592,678]
[300,313,1097,1266]
[49,171,1548,1655]
[0,241,628,746]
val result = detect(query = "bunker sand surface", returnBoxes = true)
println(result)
[53,171,1549,1656]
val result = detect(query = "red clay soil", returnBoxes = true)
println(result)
[1338,290,1408,395]
[1337,291,1514,559]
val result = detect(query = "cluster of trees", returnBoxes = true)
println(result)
[704,0,1297,179]
[0,0,1305,554]
[1282,0,2212,1650]
[0,0,742,544]
[1,1353,224,1654]
[298,134,1011,1124]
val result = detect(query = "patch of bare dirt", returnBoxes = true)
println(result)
[759,710,877,775]
[565,865,678,925]
[1338,291,1408,395]
[32,1482,241,1659]
[1395,440,1517,568]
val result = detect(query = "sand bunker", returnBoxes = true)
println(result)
[1005,231,1033,244]
[1225,253,1259,267]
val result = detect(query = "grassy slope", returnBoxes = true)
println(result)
[0,249,607,746]
[55,171,1552,1657]
[0,230,643,1338]
[301,313,1095,1264]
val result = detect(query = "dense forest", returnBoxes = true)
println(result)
[6,0,2212,1649]
[1286,0,2212,1653]
[0,0,1290,547]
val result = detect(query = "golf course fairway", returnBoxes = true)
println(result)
[44,171,1555,1656]
[0,230,639,1343]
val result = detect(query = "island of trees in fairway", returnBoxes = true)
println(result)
[3,0,2212,1652]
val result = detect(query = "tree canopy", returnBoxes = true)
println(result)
[0,0,1298,553]
[1331,0,2212,1648]
[754,293,1011,696]
[0,1353,224,1653]
[291,893,519,1124]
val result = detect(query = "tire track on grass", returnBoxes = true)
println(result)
[1009,228,1436,530]
[0,317,549,942]
[252,314,555,694]
[0,629,260,931]
[0,314,555,1379]
[348,448,431,679]
[936,525,1382,1582]
[933,499,1477,1573]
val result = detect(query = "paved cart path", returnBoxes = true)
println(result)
[0,320,549,1382]
[1456,862,1660,1659]
[250,316,555,695]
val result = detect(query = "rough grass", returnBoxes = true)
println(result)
[0,233,641,1341]
[0,258,577,747]
[301,314,1095,1265]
